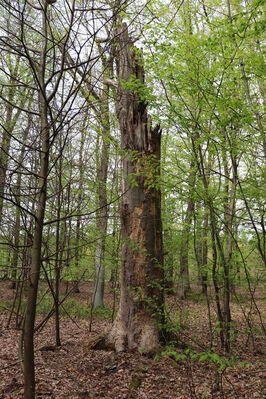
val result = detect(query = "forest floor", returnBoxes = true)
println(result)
[0,280,265,399]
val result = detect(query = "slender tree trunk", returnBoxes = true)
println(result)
[93,52,113,308]
[109,160,121,289]
[195,209,202,284]
[54,158,62,347]
[194,206,208,295]
[240,63,265,158]
[10,113,32,289]
[107,23,164,353]
[222,148,237,351]
[179,196,194,299]
[23,7,50,399]
[179,162,196,299]
[0,103,13,224]
[74,117,87,294]
[164,227,175,293]
[0,89,24,223]
[10,193,21,289]
[23,112,49,399]
[191,130,227,349]
[201,210,208,295]
[93,118,109,308]
[93,130,109,307]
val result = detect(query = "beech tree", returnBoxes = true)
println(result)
[106,23,165,353]
[136,0,265,349]
[0,0,264,386]
[0,1,114,397]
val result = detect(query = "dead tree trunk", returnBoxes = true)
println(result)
[106,23,164,353]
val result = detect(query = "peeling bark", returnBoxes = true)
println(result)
[106,23,164,353]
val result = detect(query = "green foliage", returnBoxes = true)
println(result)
[121,150,161,190]
[36,293,53,315]
[0,0,265,364]
[0,300,12,313]
[128,373,142,398]
[120,75,156,104]
[91,305,114,320]
[36,291,114,320]
[61,298,91,318]
[0,288,113,320]
[165,309,189,335]
[60,298,114,320]
[161,346,250,371]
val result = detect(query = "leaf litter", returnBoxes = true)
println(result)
[0,281,265,399]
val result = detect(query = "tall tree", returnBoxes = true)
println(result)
[107,23,165,353]
[23,3,53,396]
[0,1,108,397]
[179,160,196,299]
[92,42,114,308]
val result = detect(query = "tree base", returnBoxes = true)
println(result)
[86,329,187,358]
[86,321,161,355]
[106,317,161,354]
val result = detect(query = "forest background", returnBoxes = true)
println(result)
[0,0,265,398]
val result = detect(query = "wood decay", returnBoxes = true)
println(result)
[103,78,118,88]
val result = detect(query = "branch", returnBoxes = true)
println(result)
[103,78,118,88]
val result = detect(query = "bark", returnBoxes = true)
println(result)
[23,106,49,398]
[93,131,109,307]
[10,116,31,289]
[106,23,164,353]
[9,186,22,290]
[163,228,175,293]
[179,161,196,299]
[240,61,265,158]
[191,130,227,349]
[23,7,50,399]
[54,152,63,347]
[201,210,208,294]
[0,59,25,224]
[0,101,13,223]
[179,196,194,299]
[224,151,238,350]
[194,206,208,295]
[93,54,112,308]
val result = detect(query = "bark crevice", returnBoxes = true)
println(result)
[105,22,164,353]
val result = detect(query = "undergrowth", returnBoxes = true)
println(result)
[0,294,114,320]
